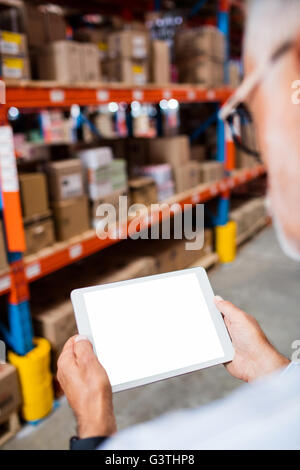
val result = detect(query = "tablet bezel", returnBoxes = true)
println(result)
[71,267,234,393]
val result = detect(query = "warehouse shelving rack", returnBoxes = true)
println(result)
[0,0,266,360]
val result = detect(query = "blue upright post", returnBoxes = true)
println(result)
[216,0,230,227]
[217,1,230,85]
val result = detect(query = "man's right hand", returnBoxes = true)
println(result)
[214,296,290,382]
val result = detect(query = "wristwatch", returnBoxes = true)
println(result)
[70,435,108,450]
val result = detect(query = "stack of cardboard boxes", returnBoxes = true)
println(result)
[150,40,171,84]
[125,229,213,274]
[76,147,128,228]
[0,364,21,445]
[175,26,225,86]
[19,173,55,255]
[106,30,150,85]
[46,160,90,241]
[0,2,31,82]
[22,3,99,83]
[35,40,100,83]
[230,197,266,241]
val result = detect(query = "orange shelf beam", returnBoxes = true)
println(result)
[4,82,234,109]
[22,165,266,284]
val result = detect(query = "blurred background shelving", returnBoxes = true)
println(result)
[0,0,270,445]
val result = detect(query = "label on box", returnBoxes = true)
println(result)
[60,174,83,199]
[26,262,41,280]
[3,58,23,79]
[0,32,21,55]
[69,243,83,259]
[98,42,108,51]
[132,66,146,85]
[0,275,10,292]
[133,46,147,59]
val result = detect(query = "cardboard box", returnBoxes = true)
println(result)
[198,162,224,183]
[0,31,27,56]
[151,40,170,84]
[44,10,66,43]
[24,3,46,47]
[128,229,213,274]
[107,58,148,85]
[98,256,157,285]
[74,28,109,60]
[0,220,8,272]
[24,4,66,46]
[77,147,114,200]
[19,173,49,219]
[80,43,100,82]
[126,239,185,274]
[0,55,30,79]
[36,41,82,83]
[129,177,158,205]
[175,27,225,61]
[91,188,128,229]
[173,161,200,193]
[46,159,85,202]
[0,364,21,425]
[25,217,55,255]
[108,30,149,59]
[52,196,90,241]
[179,57,223,86]
[33,300,78,374]
[148,135,191,168]
[33,301,77,351]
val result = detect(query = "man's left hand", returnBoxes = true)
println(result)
[57,335,117,439]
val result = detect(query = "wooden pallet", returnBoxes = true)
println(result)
[236,216,268,247]
[189,252,219,270]
[0,411,21,447]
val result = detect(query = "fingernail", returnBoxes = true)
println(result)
[214,295,224,302]
[74,335,90,344]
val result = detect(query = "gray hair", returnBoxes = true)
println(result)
[245,0,300,65]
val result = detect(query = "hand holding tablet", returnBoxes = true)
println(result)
[71,267,234,392]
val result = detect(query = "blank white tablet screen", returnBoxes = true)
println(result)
[83,272,224,387]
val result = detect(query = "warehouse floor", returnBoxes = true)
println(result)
[3,226,300,450]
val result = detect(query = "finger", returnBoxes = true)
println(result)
[60,335,77,355]
[74,336,98,369]
[214,296,246,323]
[57,337,79,383]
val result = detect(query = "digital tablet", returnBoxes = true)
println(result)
[71,267,234,393]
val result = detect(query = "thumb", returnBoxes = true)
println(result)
[74,335,97,367]
[214,296,246,323]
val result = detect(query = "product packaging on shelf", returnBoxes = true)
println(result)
[52,195,90,241]
[19,173,50,219]
[46,159,85,202]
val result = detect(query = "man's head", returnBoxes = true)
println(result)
[244,0,300,259]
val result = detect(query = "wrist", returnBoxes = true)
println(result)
[250,345,290,382]
[78,421,116,439]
